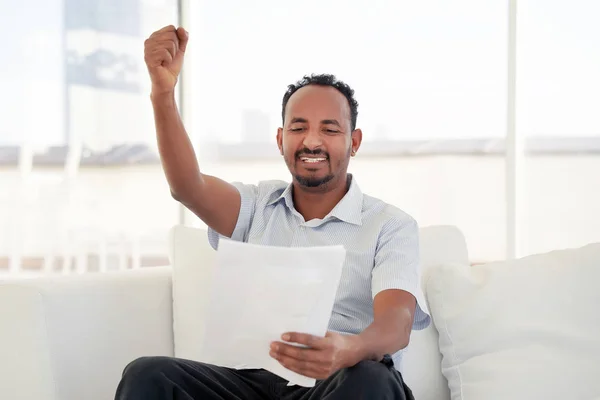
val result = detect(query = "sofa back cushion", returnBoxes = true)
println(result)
[170,225,216,360]
[427,242,600,400]
[402,225,468,400]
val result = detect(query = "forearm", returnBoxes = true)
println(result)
[151,91,203,199]
[351,308,413,363]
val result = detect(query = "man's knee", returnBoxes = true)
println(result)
[341,360,399,391]
[319,360,402,399]
[122,356,177,381]
[346,360,391,381]
[116,356,180,399]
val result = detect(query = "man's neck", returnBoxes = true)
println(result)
[292,175,350,222]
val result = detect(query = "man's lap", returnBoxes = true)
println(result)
[115,356,412,400]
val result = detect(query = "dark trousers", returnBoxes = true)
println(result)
[115,355,415,400]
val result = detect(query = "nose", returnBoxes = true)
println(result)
[302,128,324,151]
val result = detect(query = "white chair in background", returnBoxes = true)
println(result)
[128,228,170,270]
[5,140,106,277]
[5,143,36,275]
[48,140,116,274]
[5,140,169,277]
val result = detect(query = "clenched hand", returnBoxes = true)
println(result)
[144,25,189,95]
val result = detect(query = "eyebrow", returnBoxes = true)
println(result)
[321,119,341,127]
[290,117,308,124]
[289,117,341,127]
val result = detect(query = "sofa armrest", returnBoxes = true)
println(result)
[0,267,174,400]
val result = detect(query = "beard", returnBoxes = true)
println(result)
[286,147,334,188]
[294,172,335,188]
[284,146,351,189]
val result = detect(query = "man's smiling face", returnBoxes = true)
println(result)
[278,84,360,190]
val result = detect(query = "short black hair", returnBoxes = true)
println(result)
[281,74,359,131]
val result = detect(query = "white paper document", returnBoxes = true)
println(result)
[199,239,346,387]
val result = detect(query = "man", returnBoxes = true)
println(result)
[116,25,430,400]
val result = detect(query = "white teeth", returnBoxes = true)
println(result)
[301,157,326,163]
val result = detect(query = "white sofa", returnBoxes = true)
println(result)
[0,226,509,399]
[0,226,467,400]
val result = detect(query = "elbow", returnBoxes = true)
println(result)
[170,175,205,203]
[398,322,412,350]
[170,188,190,204]
[393,324,411,352]
[170,189,182,202]
[398,334,410,351]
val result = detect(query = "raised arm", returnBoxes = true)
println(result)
[144,25,240,237]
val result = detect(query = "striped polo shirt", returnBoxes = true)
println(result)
[207,174,430,370]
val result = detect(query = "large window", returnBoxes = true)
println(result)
[188,0,600,262]
[189,0,509,261]
[0,0,179,274]
[517,0,600,256]
[2,1,598,274]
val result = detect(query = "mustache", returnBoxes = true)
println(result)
[295,148,329,158]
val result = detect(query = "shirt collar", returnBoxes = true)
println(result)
[267,174,363,226]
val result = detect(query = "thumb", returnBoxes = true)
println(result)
[177,27,189,52]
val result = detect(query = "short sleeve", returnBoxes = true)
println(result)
[371,216,431,330]
[207,182,258,250]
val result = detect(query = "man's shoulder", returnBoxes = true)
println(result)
[256,179,289,190]
[362,193,418,228]
[235,179,289,203]
[256,180,289,197]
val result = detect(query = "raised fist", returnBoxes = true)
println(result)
[144,25,189,95]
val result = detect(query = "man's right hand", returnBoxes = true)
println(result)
[144,25,189,96]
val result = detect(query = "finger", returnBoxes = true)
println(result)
[273,354,327,380]
[176,27,189,52]
[153,39,177,60]
[146,34,179,56]
[147,47,173,64]
[153,25,177,35]
[144,34,178,55]
[282,332,325,349]
[271,342,323,363]
[151,31,179,43]
[146,48,173,67]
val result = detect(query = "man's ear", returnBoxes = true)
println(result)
[350,128,363,156]
[277,127,284,155]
